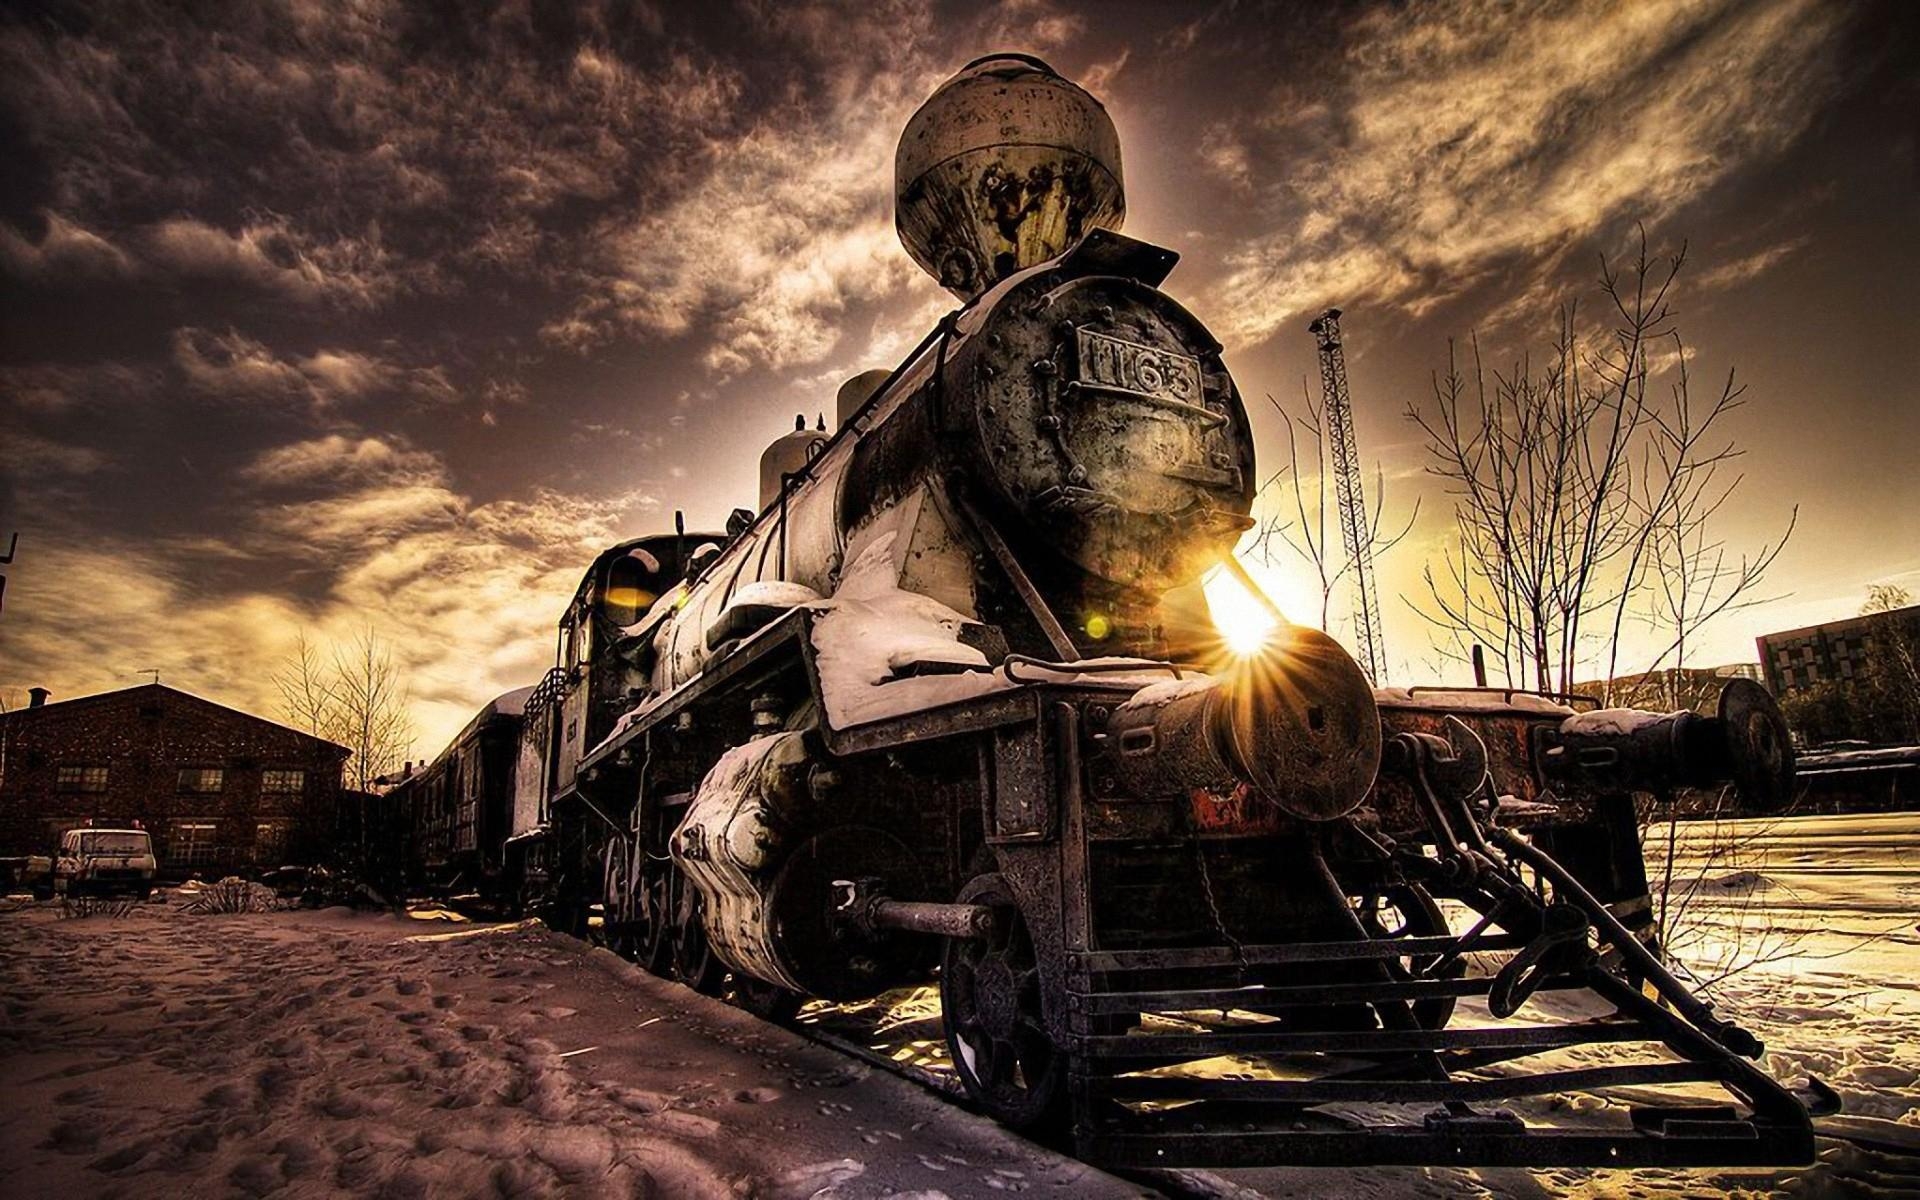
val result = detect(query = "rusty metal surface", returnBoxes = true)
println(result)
[896,54,1123,299]
[1106,625,1380,822]
[948,269,1254,600]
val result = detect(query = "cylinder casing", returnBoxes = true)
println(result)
[1107,625,1383,822]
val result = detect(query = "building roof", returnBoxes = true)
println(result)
[1759,602,1920,644]
[0,683,350,757]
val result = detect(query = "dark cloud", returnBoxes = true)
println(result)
[1196,0,1857,344]
[1,0,1913,746]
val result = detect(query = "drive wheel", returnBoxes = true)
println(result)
[940,873,1064,1132]
[600,838,640,962]
[1356,882,1458,1030]
[667,867,725,995]
[636,857,675,976]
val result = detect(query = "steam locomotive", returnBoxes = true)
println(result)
[388,55,1824,1170]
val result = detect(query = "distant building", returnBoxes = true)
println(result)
[0,683,348,874]
[1574,664,1762,713]
[1757,603,1920,694]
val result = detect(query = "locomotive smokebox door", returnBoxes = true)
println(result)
[945,270,1257,594]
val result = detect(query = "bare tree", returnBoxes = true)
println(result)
[274,630,336,738]
[1864,584,1912,614]
[1252,388,1419,642]
[274,628,414,791]
[330,629,414,792]
[1409,231,1793,699]
[1862,584,1920,737]
[1637,337,1796,708]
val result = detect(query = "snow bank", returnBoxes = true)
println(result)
[809,528,1193,729]
[1560,707,1667,736]
[808,528,1001,727]
[1374,687,1573,715]
[726,580,823,611]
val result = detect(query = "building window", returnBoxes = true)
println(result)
[261,769,306,794]
[255,820,289,862]
[177,768,225,794]
[55,765,110,793]
[169,821,219,867]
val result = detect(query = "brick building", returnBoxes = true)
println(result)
[0,683,348,875]
[1757,602,1920,694]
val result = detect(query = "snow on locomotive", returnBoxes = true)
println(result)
[446,55,1823,1169]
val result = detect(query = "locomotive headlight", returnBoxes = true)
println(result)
[1202,561,1281,656]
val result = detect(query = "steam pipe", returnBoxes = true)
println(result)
[866,899,997,941]
[833,877,997,941]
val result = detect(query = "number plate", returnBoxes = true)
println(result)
[1074,328,1203,407]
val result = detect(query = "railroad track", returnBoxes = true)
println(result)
[785,983,1920,1198]
[569,917,1920,1197]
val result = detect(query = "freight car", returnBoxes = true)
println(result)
[398,54,1827,1172]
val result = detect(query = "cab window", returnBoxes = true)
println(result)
[602,546,668,627]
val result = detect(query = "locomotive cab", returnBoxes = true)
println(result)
[506,529,725,924]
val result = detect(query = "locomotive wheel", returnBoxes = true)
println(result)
[940,873,1065,1132]
[600,838,640,962]
[635,856,674,975]
[666,867,726,995]
[1356,883,1458,1031]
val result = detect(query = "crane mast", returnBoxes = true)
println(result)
[1308,307,1386,682]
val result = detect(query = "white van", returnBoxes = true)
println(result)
[54,827,157,899]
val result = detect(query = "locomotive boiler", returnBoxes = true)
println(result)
[474,54,1824,1170]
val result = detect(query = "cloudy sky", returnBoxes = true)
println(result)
[2,0,1915,753]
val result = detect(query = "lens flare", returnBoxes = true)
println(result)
[1202,562,1280,656]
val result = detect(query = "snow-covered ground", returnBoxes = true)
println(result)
[2,813,1915,1198]
[0,902,1142,1200]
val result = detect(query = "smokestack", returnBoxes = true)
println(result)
[28,687,49,708]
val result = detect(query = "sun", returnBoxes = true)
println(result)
[1202,562,1281,656]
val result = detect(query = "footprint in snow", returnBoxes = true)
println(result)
[39,1117,100,1153]
[53,1084,104,1106]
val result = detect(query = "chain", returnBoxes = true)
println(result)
[1189,822,1249,978]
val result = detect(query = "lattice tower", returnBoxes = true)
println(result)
[1308,308,1386,682]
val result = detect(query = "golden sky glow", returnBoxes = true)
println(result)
[2,1,1914,752]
